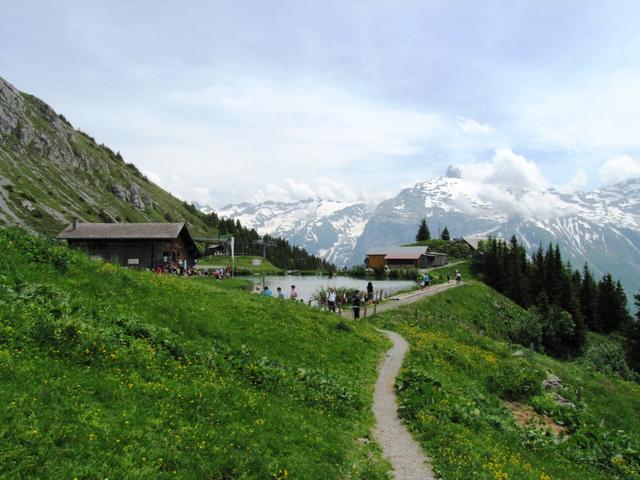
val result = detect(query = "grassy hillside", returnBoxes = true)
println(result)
[371,281,640,479]
[0,228,389,478]
[0,91,214,237]
[199,255,283,275]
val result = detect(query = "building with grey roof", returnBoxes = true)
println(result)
[57,220,200,269]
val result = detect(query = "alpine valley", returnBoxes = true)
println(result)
[216,167,640,300]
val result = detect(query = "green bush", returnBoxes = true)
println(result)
[581,334,636,381]
[486,359,544,401]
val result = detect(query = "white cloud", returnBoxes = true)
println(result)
[559,168,589,193]
[143,170,164,188]
[514,69,640,153]
[248,177,377,204]
[459,148,549,191]
[450,149,579,220]
[599,155,640,185]
[457,116,494,135]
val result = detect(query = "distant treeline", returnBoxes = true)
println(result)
[198,210,330,271]
[472,236,639,373]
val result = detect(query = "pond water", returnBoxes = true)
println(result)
[248,275,417,303]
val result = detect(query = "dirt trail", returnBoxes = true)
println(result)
[374,330,437,479]
[370,282,465,479]
[342,281,464,319]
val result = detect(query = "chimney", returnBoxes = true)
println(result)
[72,217,78,231]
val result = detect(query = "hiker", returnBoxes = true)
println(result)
[352,290,362,319]
[290,285,298,301]
[455,270,462,285]
[327,287,337,312]
[422,272,431,289]
[262,286,273,297]
[366,282,374,302]
[276,287,285,299]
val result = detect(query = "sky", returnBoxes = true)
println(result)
[1,0,640,208]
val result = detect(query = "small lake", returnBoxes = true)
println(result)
[249,275,417,303]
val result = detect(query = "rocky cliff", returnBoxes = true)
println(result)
[0,76,212,236]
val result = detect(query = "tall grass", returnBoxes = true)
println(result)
[0,228,390,478]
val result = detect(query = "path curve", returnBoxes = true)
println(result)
[373,329,437,479]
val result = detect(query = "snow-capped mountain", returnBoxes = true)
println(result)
[351,170,640,300]
[209,170,640,300]
[215,198,372,266]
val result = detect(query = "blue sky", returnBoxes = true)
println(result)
[2,1,640,207]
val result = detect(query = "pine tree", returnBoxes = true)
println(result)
[625,291,640,373]
[579,264,598,330]
[441,226,450,241]
[416,219,431,241]
[596,274,630,333]
[505,235,530,306]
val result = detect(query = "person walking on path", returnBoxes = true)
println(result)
[455,270,462,286]
[327,287,337,312]
[289,285,298,301]
[367,281,374,302]
[422,273,431,289]
[352,290,362,319]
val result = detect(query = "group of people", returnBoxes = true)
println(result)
[419,269,463,289]
[350,281,376,319]
[154,259,233,278]
[255,282,377,320]
[258,284,300,301]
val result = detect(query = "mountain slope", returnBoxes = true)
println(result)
[0,76,213,236]
[217,198,371,266]
[352,172,640,299]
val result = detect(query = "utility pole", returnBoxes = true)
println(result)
[253,238,276,259]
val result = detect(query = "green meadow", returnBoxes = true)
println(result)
[0,228,389,479]
[371,280,640,479]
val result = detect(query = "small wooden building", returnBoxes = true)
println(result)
[365,246,449,269]
[58,221,200,269]
[365,247,389,269]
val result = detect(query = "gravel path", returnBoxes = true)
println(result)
[370,282,466,479]
[374,329,437,479]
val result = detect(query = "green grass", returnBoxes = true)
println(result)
[370,281,640,479]
[199,255,283,274]
[0,228,390,478]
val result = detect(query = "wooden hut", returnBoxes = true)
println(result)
[366,246,449,269]
[57,220,200,269]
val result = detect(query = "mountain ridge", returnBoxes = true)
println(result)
[217,173,640,298]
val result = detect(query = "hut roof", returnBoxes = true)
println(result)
[58,222,187,240]
[462,236,489,251]
[385,252,426,260]
[366,246,428,257]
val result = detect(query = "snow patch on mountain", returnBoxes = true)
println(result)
[215,198,371,266]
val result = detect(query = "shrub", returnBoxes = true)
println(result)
[486,359,544,401]
[581,334,636,381]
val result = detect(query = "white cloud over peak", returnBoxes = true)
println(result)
[457,116,494,135]
[559,168,589,193]
[459,148,549,191]
[599,155,640,185]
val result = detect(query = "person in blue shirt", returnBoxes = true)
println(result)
[262,286,273,297]
[276,287,285,299]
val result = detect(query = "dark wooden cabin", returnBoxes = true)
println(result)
[57,221,200,269]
